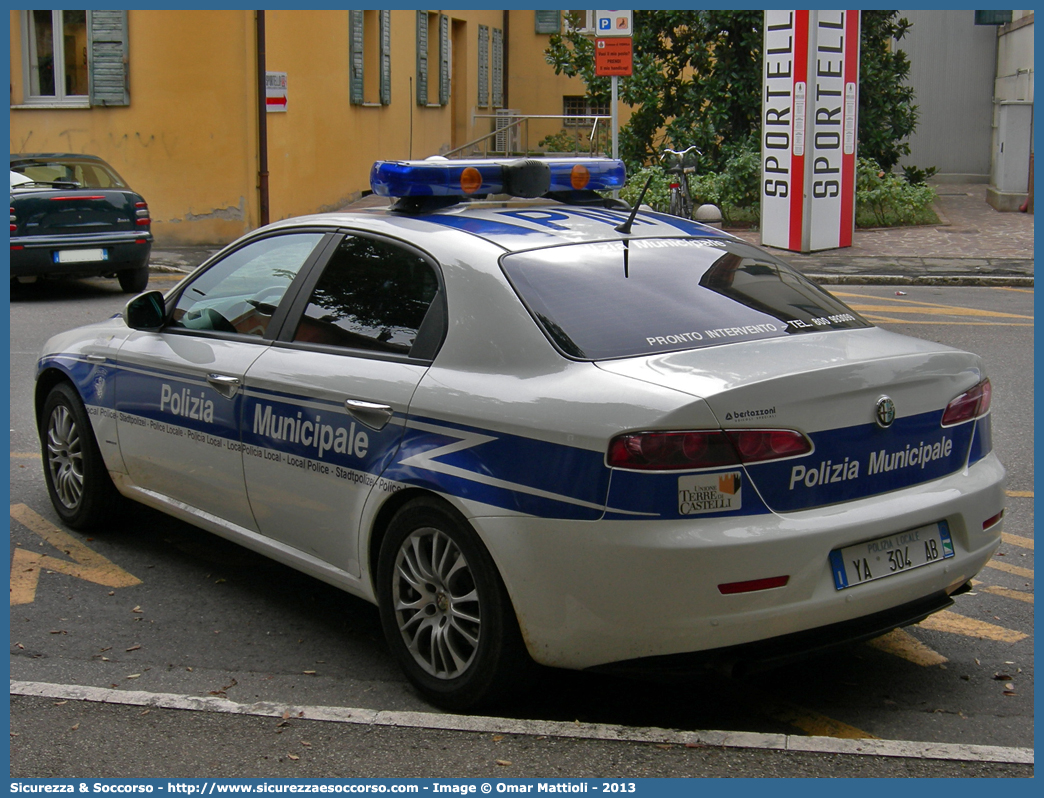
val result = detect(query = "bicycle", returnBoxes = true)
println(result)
[660,145,701,220]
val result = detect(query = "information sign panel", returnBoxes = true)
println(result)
[595,37,633,76]
[761,10,859,252]
[266,71,288,112]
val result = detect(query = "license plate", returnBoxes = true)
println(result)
[830,521,954,590]
[54,248,108,264]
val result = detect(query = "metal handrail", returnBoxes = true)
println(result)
[442,114,612,159]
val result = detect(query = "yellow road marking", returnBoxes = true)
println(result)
[834,292,1034,320]
[979,585,1034,605]
[1002,532,1034,551]
[985,559,1034,580]
[845,303,1033,321]
[917,610,1027,643]
[11,453,41,459]
[9,504,141,605]
[853,314,1031,327]
[992,286,1034,294]
[1006,490,1033,498]
[866,628,948,666]
[755,697,877,739]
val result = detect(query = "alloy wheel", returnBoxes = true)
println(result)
[391,526,481,679]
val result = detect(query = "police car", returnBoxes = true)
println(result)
[36,157,1005,709]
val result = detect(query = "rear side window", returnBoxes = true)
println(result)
[500,238,871,360]
[293,235,441,356]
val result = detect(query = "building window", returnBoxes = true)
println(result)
[350,10,391,105]
[25,10,88,103]
[563,96,609,125]
[491,28,504,109]
[477,25,489,108]
[534,11,562,35]
[19,10,129,107]
[416,11,449,107]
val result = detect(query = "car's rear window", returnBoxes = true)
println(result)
[10,159,128,189]
[500,238,872,360]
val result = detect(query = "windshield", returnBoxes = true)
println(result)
[500,238,872,360]
[9,158,129,189]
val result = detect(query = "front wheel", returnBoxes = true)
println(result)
[41,382,121,529]
[376,498,529,710]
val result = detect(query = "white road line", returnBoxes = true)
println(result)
[10,680,1033,766]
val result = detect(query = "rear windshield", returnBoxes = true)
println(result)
[10,159,128,189]
[500,238,872,360]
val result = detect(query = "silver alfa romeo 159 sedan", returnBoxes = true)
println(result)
[36,157,1005,708]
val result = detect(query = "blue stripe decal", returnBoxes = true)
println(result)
[39,355,117,411]
[385,416,612,520]
[749,411,975,512]
[415,214,560,240]
[242,392,399,476]
[634,210,735,237]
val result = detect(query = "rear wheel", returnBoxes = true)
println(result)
[376,498,529,710]
[118,265,149,294]
[41,382,120,529]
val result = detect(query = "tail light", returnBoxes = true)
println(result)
[10,206,16,233]
[135,200,151,227]
[941,378,992,427]
[607,429,811,471]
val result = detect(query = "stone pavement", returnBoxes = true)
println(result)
[730,182,1034,286]
[147,183,1033,286]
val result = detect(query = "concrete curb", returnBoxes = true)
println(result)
[809,274,1034,287]
[10,680,1034,767]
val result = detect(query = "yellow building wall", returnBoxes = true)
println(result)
[506,10,632,154]
[10,10,258,244]
[10,9,626,246]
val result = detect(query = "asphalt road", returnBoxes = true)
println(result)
[8,277,1034,777]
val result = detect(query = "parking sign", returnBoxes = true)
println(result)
[595,10,632,36]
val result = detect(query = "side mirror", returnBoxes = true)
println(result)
[123,290,166,331]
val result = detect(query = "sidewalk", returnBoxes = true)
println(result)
[147,183,1033,286]
[731,182,1034,286]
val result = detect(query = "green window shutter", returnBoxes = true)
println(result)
[87,9,129,106]
[477,25,489,108]
[416,11,428,106]
[534,10,561,34]
[379,10,391,105]
[349,10,364,105]
[438,14,450,106]
[491,28,503,109]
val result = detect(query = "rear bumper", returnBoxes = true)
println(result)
[592,589,956,677]
[10,233,152,278]
[471,452,1006,670]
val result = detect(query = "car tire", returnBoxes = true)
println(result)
[41,382,121,529]
[377,498,529,711]
[118,265,149,294]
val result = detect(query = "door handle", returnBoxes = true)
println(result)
[344,399,394,431]
[206,373,241,399]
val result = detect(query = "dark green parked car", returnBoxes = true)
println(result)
[10,153,152,293]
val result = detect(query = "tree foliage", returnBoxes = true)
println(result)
[545,10,919,174]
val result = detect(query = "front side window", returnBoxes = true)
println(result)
[293,236,441,357]
[25,10,88,103]
[501,238,872,360]
[170,233,325,337]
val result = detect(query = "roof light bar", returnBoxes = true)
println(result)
[370,157,626,200]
